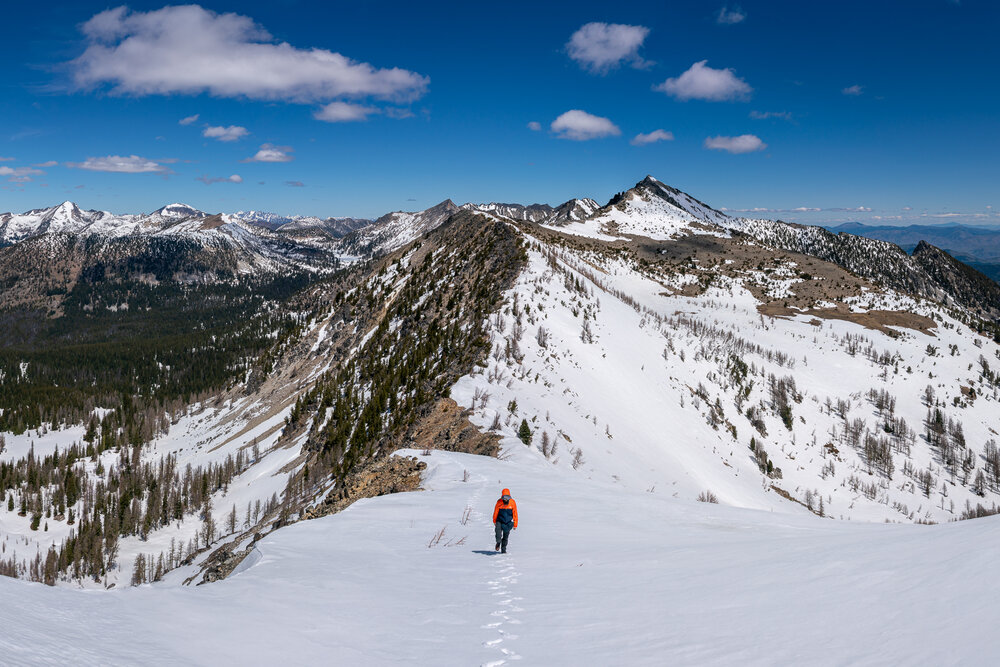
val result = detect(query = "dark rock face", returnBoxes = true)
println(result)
[912,241,1000,321]
[200,540,259,585]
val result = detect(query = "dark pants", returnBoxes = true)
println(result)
[494,522,512,551]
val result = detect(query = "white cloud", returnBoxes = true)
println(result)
[723,205,880,214]
[704,134,766,153]
[550,110,621,141]
[655,61,752,101]
[0,156,14,161]
[313,101,378,122]
[566,22,650,74]
[197,174,243,185]
[34,160,59,167]
[202,125,250,142]
[66,155,168,173]
[723,206,818,213]
[527,121,542,131]
[750,110,792,121]
[179,114,200,125]
[631,129,675,146]
[842,84,863,96]
[0,166,44,182]
[716,6,746,24]
[242,143,294,163]
[286,180,305,187]
[71,5,428,103]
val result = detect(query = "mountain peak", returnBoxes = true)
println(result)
[155,203,206,218]
[592,176,731,237]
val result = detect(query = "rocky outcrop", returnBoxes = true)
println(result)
[197,533,263,585]
[304,455,427,520]
[406,397,500,457]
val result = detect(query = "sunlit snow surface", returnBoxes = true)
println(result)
[2,447,998,666]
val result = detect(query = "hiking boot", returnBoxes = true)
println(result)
[495,543,501,551]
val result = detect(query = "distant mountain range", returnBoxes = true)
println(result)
[828,222,1000,283]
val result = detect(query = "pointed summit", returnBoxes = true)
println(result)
[609,176,731,226]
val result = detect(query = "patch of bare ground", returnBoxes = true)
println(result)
[197,214,226,231]
[758,302,936,336]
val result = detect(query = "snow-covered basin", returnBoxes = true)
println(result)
[3,446,999,666]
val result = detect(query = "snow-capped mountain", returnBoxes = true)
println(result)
[228,210,299,230]
[277,216,371,237]
[227,210,372,236]
[153,203,209,220]
[462,198,601,224]
[0,201,117,242]
[335,199,461,258]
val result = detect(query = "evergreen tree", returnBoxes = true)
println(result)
[518,419,532,446]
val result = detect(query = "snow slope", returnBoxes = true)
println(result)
[450,235,1000,524]
[2,446,999,666]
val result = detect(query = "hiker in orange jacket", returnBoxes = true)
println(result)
[492,488,518,554]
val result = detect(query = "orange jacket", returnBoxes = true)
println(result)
[492,489,518,527]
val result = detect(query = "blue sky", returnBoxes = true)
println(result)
[0,0,997,224]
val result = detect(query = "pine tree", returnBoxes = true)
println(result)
[518,419,532,446]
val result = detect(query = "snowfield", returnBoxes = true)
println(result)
[2,446,999,666]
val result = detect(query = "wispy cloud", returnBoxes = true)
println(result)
[242,143,294,163]
[655,61,752,101]
[70,5,429,107]
[527,121,542,131]
[196,174,242,185]
[704,134,766,153]
[550,110,621,141]
[0,156,14,162]
[313,101,378,122]
[286,180,305,187]
[33,160,59,167]
[716,6,746,24]
[750,110,792,121]
[842,84,864,96]
[723,206,872,214]
[566,22,650,74]
[0,166,44,182]
[924,212,989,219]
[631,129,674,146]
[66,155,168,173]
[202,125,250,142]
[179,114,200,125]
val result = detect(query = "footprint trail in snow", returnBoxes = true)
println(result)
[477,488,523,666]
